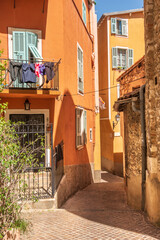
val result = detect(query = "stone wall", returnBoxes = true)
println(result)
[55,163,94,208]
[144,0,160,224]
[124,102,142,209]
[117,57,145,96]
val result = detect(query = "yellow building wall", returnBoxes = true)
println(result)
[98,11,145,176]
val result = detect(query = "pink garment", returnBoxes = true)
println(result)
[35,63,40,77]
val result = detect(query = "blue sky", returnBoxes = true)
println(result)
[95,0,144,21]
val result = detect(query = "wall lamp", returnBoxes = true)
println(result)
[24,99,31,110]
[113,113,120,129]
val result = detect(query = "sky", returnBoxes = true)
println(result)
[95,0,144,21]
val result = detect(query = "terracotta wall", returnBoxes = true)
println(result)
[118,58,146,96]
[0,0,95,168]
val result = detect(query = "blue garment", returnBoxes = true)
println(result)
[22,63,36,83]
[39,64,46,76]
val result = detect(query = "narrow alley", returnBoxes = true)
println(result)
[23,172,160,240]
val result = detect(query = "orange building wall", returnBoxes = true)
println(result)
[0,0,95,169]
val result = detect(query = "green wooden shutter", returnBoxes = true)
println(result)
[128,49,133,68]
[82,1,86,25]
[111,18,117,34]
[76,108,82,148]
[26,32,41,60]
[83,110,87,144]
[78,47,84,93]
[112,47,117,68]
[122,19,128,36]
[26,32,37,46]
[13,31,26,61]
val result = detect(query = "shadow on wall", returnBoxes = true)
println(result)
[54,90,94,208]
[0,0,48,38]
[101,119,114,171]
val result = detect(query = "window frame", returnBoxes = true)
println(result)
[75,107,87,149]
[77,42,84,95]
[112,47,134,70]
[111,18,128,37]
[8,27,42,60]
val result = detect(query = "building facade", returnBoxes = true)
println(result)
[98,9,145,176]
[0,0,101,207]
[145,0,160,224]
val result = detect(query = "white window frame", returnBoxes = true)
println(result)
[117,83,120,99]
[77,42,84,95]
[8,27,42,60]
[89,128,93,142]
[76,107,87,149]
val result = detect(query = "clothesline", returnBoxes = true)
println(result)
[0,58,61,67]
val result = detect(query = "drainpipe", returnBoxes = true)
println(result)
[140,85,146,211]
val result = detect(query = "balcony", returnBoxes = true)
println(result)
[0,58,61,97]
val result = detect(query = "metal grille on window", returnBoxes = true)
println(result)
[10,114,45,167]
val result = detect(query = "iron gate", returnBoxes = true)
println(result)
[10,114,54,200]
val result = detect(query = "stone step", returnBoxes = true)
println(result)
[22,198,56,212]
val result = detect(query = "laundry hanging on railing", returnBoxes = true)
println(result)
[44,62,55,83]
[9,61,23,83]
[9,60,55,84]
[22,63,37,83]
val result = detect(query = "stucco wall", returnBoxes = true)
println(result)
[98,11,145,176]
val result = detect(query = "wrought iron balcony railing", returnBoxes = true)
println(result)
[0,58,61,90]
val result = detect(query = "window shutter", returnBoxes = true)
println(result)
[26,32,37,46]
[83,110,87,144]
[13,31,26,61]
[82,1,86,25]
[112,47,117,68]
[26,32,41,60]
[117,83,120,99]
[122,19,128,36]
[76,108,82,148]
[28,45,42,59]
[111,18,117,34]
[128,49,133,68]
[78,47,84,93]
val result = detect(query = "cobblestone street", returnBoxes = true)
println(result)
[22,172,160,240]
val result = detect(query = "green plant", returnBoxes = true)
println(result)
[0,47,44,238]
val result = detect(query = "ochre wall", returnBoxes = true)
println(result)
[98,11,145,176]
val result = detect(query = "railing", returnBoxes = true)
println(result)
[0,58,61,90]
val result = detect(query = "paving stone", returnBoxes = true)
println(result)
[21,172,160,240]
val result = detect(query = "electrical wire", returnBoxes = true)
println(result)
[63,76,145,97]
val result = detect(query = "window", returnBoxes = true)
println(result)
[117,83,120,99]
[111,18,128,37]
[12,31,42,61]
[112,47,133,69]
[82,0,86,25]
[77,44,84,94]
[89,128,93,142]
[76,108,87,148]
